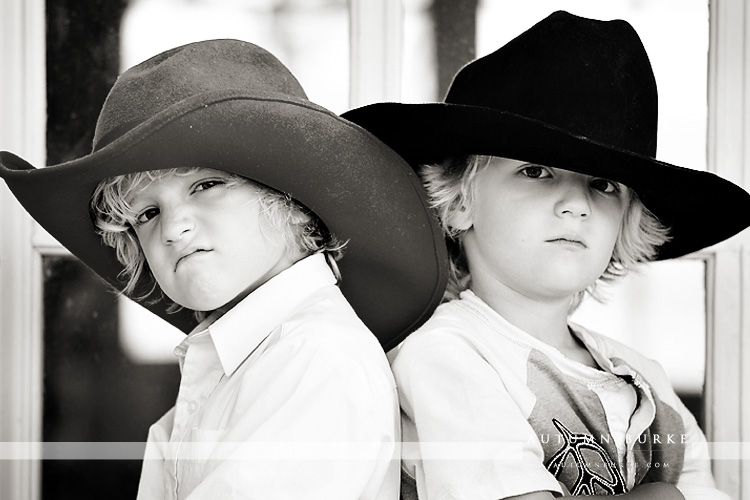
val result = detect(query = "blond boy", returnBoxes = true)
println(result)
[0,39,447,499]
[344,11,750,500]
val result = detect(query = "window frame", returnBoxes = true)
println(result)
[705,1,750,496]
[0,0,46,498]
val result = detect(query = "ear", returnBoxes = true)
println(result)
[448,202,473,231]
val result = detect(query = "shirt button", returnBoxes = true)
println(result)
[187,400,199,414]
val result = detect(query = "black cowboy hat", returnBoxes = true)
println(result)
[343,11,750,259]
[0,39,447,350]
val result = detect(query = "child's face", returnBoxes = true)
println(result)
[462,157,630,303]
[128,168,297,312]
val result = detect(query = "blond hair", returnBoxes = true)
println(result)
[421,155,671,311]
[90,167,344,316]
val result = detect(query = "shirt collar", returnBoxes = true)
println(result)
[201,253,337,377]
[459,289,621,378]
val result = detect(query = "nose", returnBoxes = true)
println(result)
[555,178,591,219]
[160,206,194,244]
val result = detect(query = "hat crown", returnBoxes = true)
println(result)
[92,39,307,150]
[446,11,658,156]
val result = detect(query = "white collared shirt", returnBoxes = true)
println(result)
[136,254,400,500]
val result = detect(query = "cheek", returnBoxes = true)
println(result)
[590,209,627,271]
[135,234,173,285]
[135,234,159,269]
[472,200,527,248]
[255,217,286,249]
[604,205,628,245]
[241,213,281,251]
[229,220,287,267]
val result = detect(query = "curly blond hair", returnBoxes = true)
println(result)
[90,167,345,317]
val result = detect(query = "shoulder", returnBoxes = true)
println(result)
[405,292,502,343]
[395,294,533,363]
[391,296,532,391]
[283,285,373,343]
[395,299,486,359]
[272,284,395,383]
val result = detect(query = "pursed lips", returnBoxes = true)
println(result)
[174,249,211,271]
[546,236,587,249]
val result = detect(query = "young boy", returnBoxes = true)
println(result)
[0,39,447,498]
[343,11,750,500]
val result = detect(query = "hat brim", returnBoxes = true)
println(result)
[343,102,750,259]
[1,91,448,350]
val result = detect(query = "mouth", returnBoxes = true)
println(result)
[174,249,211,271]
[546,237,587,249]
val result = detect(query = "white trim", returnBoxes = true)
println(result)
[0,0,46,499]
[348,0,404,107]
[706,0,750,497]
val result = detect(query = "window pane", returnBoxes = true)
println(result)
[121,0,349,113]
[42,256,180,500]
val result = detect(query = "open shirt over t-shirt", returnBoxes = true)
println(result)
[391,289,727,500]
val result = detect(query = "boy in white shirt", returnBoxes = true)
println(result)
[0,39,447,499]
[343,11,750,500]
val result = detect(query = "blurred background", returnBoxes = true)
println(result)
[4,0,748,499]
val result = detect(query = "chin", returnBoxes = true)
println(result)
[542,267,600,286]
[169,276,266,312]
[535,280,591,299]
[170,293,231,313]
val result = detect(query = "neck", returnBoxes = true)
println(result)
[217,250,307,314]
[470,276,576,351]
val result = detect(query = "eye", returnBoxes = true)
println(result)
[193,178,226,193]
[519,164,551,179]
[134,207,160,226]
[590,178,621,194]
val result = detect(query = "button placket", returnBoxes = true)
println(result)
[187,400,199,414]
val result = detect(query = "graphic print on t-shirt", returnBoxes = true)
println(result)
[526,350,627,495]
[546,418,626,495]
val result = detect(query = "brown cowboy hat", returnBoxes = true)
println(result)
[343,11,750,259]
[0,39,447,350]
